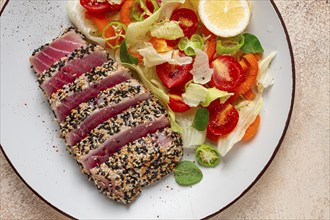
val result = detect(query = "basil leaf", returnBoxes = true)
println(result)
[174,161,203,186]
[120,39,138,65]
[192,108,209,131]
[241,33,264,54]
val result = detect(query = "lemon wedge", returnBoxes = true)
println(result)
[198,0,251,37]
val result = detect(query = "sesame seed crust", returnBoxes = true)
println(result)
[49,59,119,106]
[31,27,87,57]
[72,98,168,158]
[59,79,149,138]
[90,127,183,204]
[37,44,107,85]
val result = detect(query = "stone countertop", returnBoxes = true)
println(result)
[1,0,329,219]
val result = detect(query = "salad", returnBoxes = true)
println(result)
[66,0,276,183]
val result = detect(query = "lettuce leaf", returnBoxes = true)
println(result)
[257,51,277,92]
[176,109,206,148]
[150,20,184,40]
[191,49,213,84]
[125,0,185,48]
[201,88,233,107]
[217,95,263,156]
[138,43,192,67]
[182,83,233,107]
[182,83,209,107]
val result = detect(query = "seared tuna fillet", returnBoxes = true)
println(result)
[60,79,152,146]
[49,60,132,122]
[90,128,183,204]
[38,44,108,96]
[30,29,87,75]
[72,98,170,174]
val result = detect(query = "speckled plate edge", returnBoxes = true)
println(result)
[0,0,295,219]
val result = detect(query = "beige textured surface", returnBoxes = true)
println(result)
[1,0,330,219]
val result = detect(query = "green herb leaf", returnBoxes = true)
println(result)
[241,33,264,54]
[120,39,138,65]
[174,161,203,186]
[192,108,209,131]
[196,144,221,167]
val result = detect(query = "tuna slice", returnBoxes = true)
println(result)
[60,79,152,146]
[29,28,87,75]
[72,98,170,174]
[38,44,108,97]
[89,128,183,204]
[49,60,132,122]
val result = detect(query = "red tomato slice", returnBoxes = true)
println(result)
[170,8,198,38]
[207,103,239,141]
[168,91,190,112]
[156,62,192,89]
[146,0,161,13]
[209,56,245,93]
[80,0,123,13]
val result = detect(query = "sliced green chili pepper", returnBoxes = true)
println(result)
[178,34,204,56]
[195,144,221,167]
[102,21,127,49]
[216,34,244,55]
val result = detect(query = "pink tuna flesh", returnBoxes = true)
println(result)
[29,30,86,75]
[79,115,169,173]
[40,48,108,96]
[65,91,151,146]
[52,68,132,122]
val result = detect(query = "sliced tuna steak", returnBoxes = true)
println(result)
[60,79,151,146]
[49,60,132,122]
[30,28,87,75]
[38,44,108,97]
[90,128,183,204]
[72,98,170,174]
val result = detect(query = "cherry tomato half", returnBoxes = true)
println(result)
[170,8,198,38]
[168,91,191,112]
[208,56,245,93]
[80,0,123,13]
[207,103,239,141]
[156,62,192,89]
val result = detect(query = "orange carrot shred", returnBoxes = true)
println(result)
[243,89,256,100]
[242,115,260,141]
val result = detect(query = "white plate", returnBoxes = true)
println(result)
[0,0,294,219]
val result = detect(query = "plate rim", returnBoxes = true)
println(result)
[0,0,296,219]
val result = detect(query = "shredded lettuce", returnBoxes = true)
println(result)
[191,49,213,84]
[150,20,184,40]
[217,95,263,156]
[176,109,206,148]
[182,83,209,107]
[138,43,192,67]
[201,88,233,107]
[125,0,185,48]
[182,83,233,107]
[257,51,277,92]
